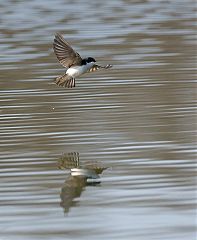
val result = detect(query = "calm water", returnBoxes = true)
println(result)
[0,0,196,239]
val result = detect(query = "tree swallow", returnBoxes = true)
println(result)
[53,33,112,88]
[59,152,108,213]
[58,152,107,182]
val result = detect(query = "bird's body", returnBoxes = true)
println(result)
[66,62,95,77]
[53,33,112,88]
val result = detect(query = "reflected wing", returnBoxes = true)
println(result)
[58,152,80,169]
[85,161,107,174]
[88,64,113,73]
[60,175,86,213]
[53,33,82,68]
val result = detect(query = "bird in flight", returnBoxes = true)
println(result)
[58,152,107,181]
[53,33,112,88]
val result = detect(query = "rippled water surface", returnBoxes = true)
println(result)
[0,0,196,239]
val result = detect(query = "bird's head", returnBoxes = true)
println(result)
[82,57,96,65]
[87,57,96,63]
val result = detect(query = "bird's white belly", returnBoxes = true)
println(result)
[66,62,94,77]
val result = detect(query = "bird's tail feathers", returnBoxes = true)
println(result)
[54,73,75,88]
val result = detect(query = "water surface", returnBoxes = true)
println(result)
[0,0,196,240]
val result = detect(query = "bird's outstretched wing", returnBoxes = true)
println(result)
[88,64,113,73]
[53,33,82,68]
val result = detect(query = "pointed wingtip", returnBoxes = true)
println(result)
[55,32,61,36]
[54,32,62,39]
[54,32,67,43]
[103,64,113,69]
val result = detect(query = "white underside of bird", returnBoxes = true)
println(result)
[70,168,99,179]
[66,62,95,77]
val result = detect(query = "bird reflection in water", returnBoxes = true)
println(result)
[58,152,107,213]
